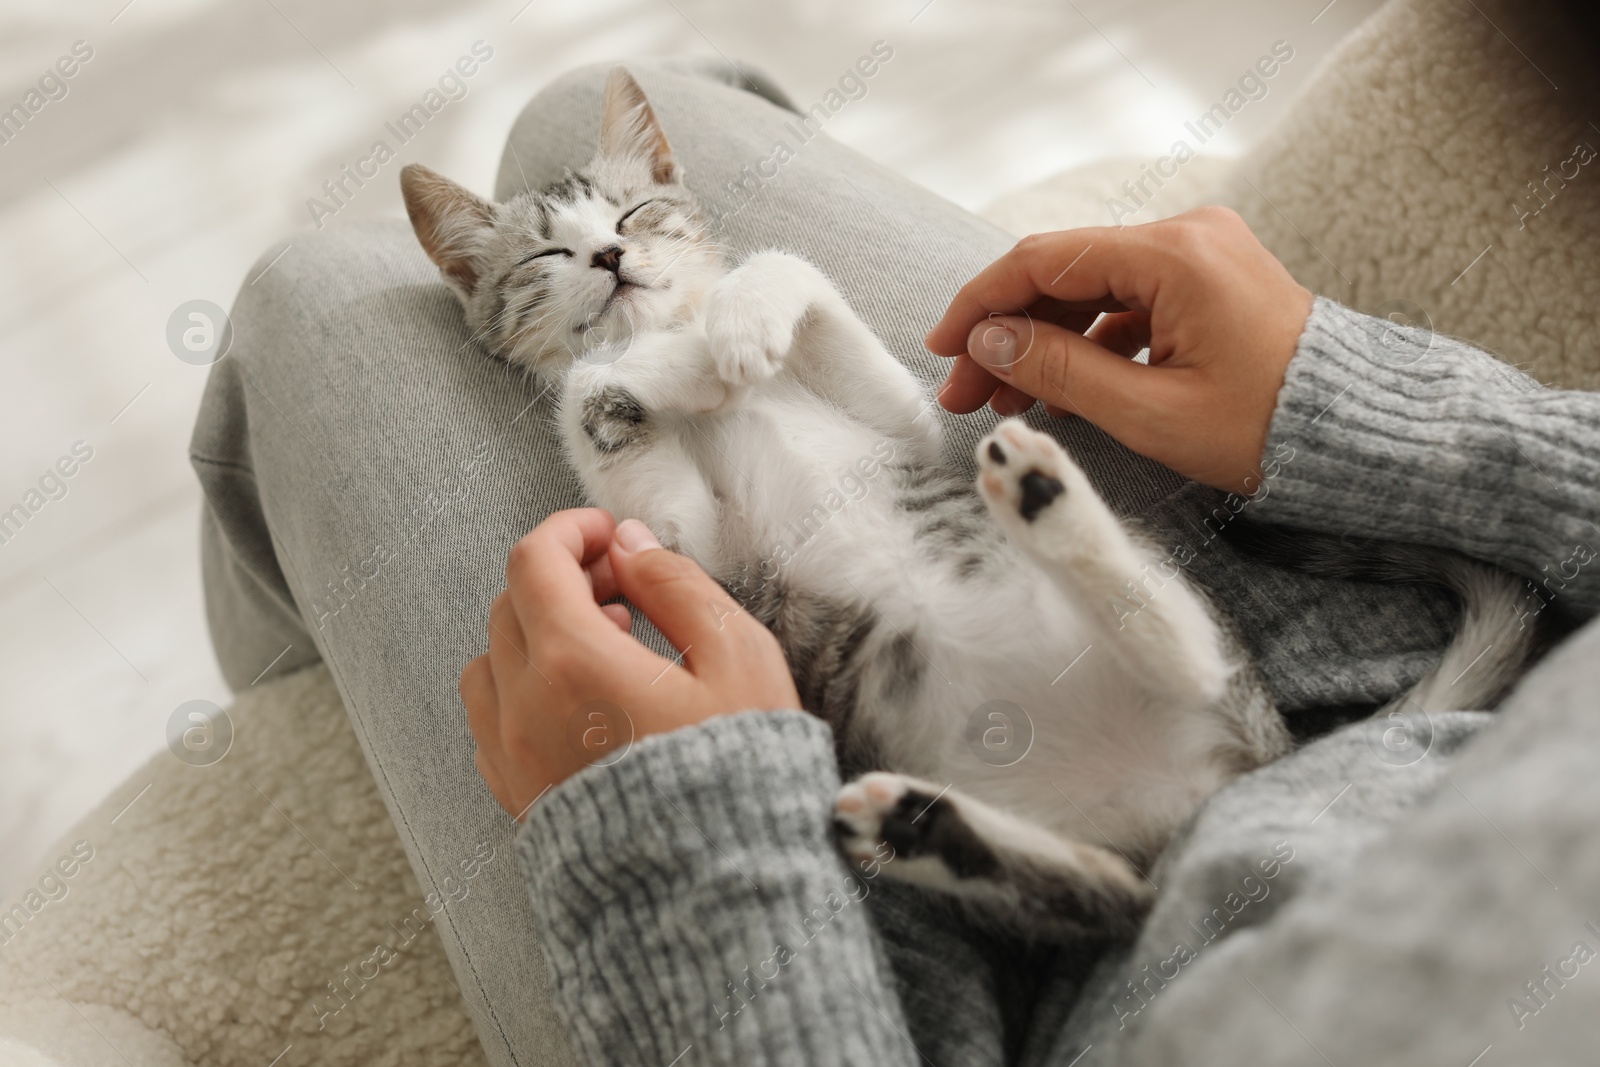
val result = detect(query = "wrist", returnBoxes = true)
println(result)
[518,708,837,891]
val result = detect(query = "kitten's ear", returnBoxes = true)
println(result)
[400,163,495,298]
[599,67,679,184]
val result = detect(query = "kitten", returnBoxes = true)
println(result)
[402,68,1534,939]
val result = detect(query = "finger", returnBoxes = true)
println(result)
[600,602,632,632]
[488,589,523,651]
[937,353,1007,414]
[969,314,1187,457]
[460,654,501,750]
[1044,403,1070,418]
[486,590,532,684]
[925,228,1159,357]
[512,511,712,694]
[1085,310,1153,360]
[608,519,753,679]
[1025,295,1121,337]
[989,383,1037,417]
[586,552,620,602]
[505,508,621,647]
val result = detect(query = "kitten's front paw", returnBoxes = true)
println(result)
[703,276,803,388]
[976,420,1092,529]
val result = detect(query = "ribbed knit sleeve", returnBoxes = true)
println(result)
[1255,297,1600,620]
[515,709,920,1067]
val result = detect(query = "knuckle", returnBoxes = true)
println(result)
[1038,342,1073,402]
[501,710,531,748]
[740,616,785,662]
[1014,232,1054,262]
[504,721,543,765]
[506,534,541,579]
[487,612,515,650]
[727,608,766,642]
[1015,231,1051,252]
[1018,327,1071,397]
[1182,205,1246,248]
[538,639,577,680]
[1210,204,1246,228]
[1158,217,1223,269]
[1169,216,1210,250]
[1192,204,1238,225]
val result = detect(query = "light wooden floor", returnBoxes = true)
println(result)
[0,0,1382,898]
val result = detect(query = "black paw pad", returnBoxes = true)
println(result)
[987,441,1007,465]
[1018,470,1065,522]
[879,792,1001,880]
[877,791,939,859]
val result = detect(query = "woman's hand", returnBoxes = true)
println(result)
[926,206,1314,494]
[463,508,801,820]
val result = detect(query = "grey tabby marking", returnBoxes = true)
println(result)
[579,387,648,453]
[727,573,898,776]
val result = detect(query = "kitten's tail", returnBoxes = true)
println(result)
[1225,522,1539,713]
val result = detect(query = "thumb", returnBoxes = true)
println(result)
[967,315,1169,446]
[608,519,743,676]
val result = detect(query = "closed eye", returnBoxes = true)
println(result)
[616,198,664,232]
[517,247,572,266]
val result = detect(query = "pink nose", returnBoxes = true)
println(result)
[591,244,622,274]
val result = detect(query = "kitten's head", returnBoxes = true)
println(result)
[401,67,721,370]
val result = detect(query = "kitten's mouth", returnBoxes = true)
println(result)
[600,276,646,312]
[574,280,645,335]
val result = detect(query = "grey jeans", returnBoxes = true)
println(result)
[189,59,1192,1066]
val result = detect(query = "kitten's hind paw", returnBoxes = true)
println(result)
[833,772,994,885]
[833,772,915,869]
[836,771,1157,939]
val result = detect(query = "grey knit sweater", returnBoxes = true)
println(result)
[515,299,1600,1066]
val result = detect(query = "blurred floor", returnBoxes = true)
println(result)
[0,0,1381,898]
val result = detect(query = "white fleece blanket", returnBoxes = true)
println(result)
[0,665,485,1067]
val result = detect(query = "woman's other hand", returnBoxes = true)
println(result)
[927,207,1314,494]
[463,508,800,819]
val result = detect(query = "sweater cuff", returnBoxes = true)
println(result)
[516,709,917,1067]
[519,708,840,901]
[1251,298,1600,615]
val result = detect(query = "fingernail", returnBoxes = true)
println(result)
[615,519,661,553]
[971,323,1017,373]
